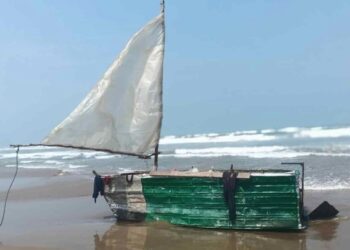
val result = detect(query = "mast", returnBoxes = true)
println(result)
[153,0,165,171]
[153,144,159,171]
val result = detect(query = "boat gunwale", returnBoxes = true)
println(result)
[107,169,298,179]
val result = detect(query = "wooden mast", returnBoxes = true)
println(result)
[153,0,165,171]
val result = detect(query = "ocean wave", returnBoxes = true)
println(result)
[159,125,350,145]
[0,151,79,160]
[5,164,54,169]
[0,147,16,152]
[0,150,108,160]
[294,127,350,139]
[173,146,309,158]
[5,162,87,170]
[160,133,277,145]
[305,179,350,190]
[278,127,301,133]
[0,146,47,151]
[260,129,276,134]
[20,160,36,164]
[67,164,88,169]
[95,155,119,159]
[171,146,350,158]
[44,160,63,165]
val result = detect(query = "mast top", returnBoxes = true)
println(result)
[161,0,165,13]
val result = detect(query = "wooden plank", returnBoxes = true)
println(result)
[149,170,251,179]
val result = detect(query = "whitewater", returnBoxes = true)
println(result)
[1,125,350,191]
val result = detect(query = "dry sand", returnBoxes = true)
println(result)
[0,168,349,250]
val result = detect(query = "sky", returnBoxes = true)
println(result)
[0,0,350,146]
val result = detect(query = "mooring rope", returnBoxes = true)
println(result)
[0,146,20,226]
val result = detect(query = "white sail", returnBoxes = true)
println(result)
[43,13,165,156]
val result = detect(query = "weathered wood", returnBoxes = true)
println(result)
[120,170,150,176]
[104,174,146,221]
[149,170,251,179]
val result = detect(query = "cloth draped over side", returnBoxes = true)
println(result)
[223,171,238,222]
[93,175,105,203]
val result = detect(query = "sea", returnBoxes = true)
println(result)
[1,125,350,191]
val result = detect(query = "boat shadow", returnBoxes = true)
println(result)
[94,221,310,250]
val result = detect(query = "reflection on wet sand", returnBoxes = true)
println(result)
[94,222,307,250]
[94,222,148,250]
[309,217,341,241]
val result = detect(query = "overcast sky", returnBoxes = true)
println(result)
[1,0,350,146]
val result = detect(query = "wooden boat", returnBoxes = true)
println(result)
[17,1,306,230]
[103,168,305,230]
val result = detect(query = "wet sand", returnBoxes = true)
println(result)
[0,168,349,250]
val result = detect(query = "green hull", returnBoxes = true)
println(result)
[141,173,303,230]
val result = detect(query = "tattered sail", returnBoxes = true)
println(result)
[43,13,165,157]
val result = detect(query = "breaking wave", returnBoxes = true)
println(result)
[0,148,113,160]
[171,146,350,158]
[173,146,305,158]
[160,125,350,145]
[293,126,350,139]
[305,179,350,190]
[160,133,276,145]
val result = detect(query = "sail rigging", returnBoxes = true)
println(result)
[42,12,165,157]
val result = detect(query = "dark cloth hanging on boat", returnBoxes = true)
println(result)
[93,175,105,203]
[223,171,238,222]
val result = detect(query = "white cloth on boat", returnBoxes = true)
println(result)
[43,13,165,156]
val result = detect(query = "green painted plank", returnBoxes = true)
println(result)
[141,173,302,230]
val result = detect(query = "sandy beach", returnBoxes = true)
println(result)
[0,167,349,250]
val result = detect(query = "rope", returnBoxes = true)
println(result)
[0,146,20,226]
